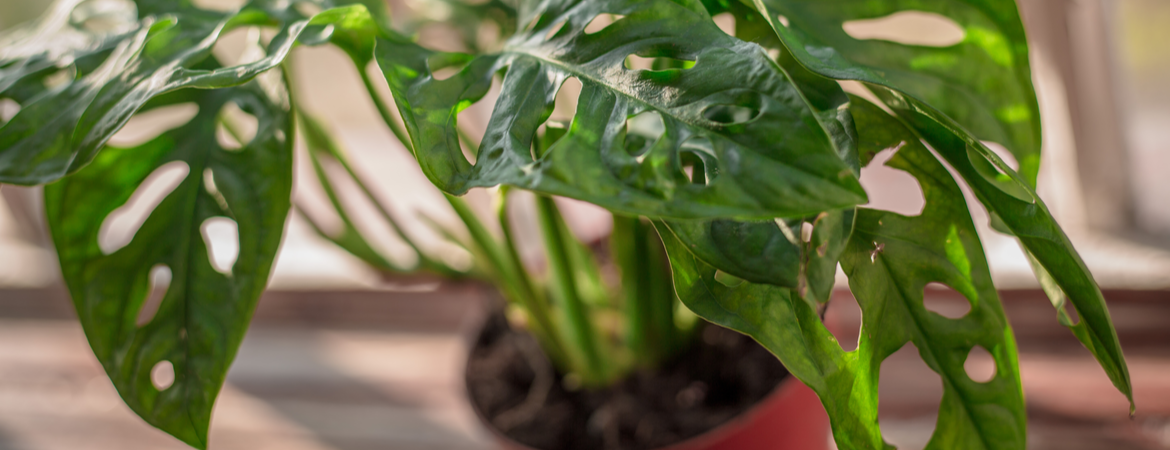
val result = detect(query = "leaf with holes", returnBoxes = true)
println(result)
[43,83,292,449]
[739,0,1133,415]
[0,0,380,185]
[839,96,1026,449]
[656,96,1026,449]
[740,0,1042,186]
[870,86,1134,413]
[375,0,867,220]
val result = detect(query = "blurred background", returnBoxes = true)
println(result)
[1,0,1169,449]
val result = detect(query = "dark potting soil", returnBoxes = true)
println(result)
[465,313,790,450]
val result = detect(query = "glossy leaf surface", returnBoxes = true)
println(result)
[746,0,1132,413]
[658,96,1026,449]
[44,84,292,449]
[870,87,1134,411]
[749,0,1042,185]
[376,0,867,220]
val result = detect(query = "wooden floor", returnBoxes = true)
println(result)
[0,286,1168,450]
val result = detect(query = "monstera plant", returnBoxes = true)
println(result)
[0,0,1134,448]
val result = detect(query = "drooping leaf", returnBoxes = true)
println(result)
[745,0,1133,415]
[870,86,1134,412]
[43,83,292,449]
[748,0,1042,186]
[658,96,1027,450]
[375,0,867,220]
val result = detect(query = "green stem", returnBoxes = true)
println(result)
[536,195,607,384]
[446,193,570,366]
[495,187,568,367]
[612,214,678,367]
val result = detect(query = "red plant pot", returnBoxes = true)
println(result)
[470,373,831,450]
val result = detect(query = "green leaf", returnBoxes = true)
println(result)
[43,83,292,449]
[375,0,867,220]
[662,208,854,304]
[870,86,1134,413]
[745,0,1133,416]
[0,0,362,185]
[748,0,1042,186]
[658,96,1027,449]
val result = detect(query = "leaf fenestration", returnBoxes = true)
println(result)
[44,83,292,449]
[745,0,1039,187]
[657,96,1027,450]
[375,0,867,220]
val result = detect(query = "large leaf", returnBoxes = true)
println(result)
[375,0,867,220]
[870,86,1134,412]
[44,83,291,449]
[657,96,1026,449]
[747,0,1041,185]
[746,0,1133,414]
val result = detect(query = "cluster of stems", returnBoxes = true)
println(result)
[271,57,696,386]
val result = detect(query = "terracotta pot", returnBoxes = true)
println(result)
[464,328,832,450]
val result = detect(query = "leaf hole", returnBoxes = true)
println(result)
[964,345,997,383]
[823,291,861,351]
[136,265,171,327]
[980,141,1019,171]
[624,54,696,72]
[532,122,569,161]
[201,217,240,275]
[922,282,972,319]
[151,360,175,390]
[679,136,718,185]
[859,146,926,216]
[714,270,745,287]
[776,15,790,27]
[211,26,259,67]
[584,13,625,35]
[702,104,759,125]
[842,11,966,47]
[800,222,814,243]
[108,103,199,148]
[712,12,736,36]
[624,111,665,159]
[216,101,259,151]
[550,76,581,123]
[679,151,705,185]
[191,0,245,13]
[544,20,568,41]
[43,66,76,90]
[0,98,19,124]
[878,342,943,449]
[454,67,506,165]
[99,161,190,255]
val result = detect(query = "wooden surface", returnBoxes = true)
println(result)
[0,286,1168,449]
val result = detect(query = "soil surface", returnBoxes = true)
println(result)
[465,313,789,450]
